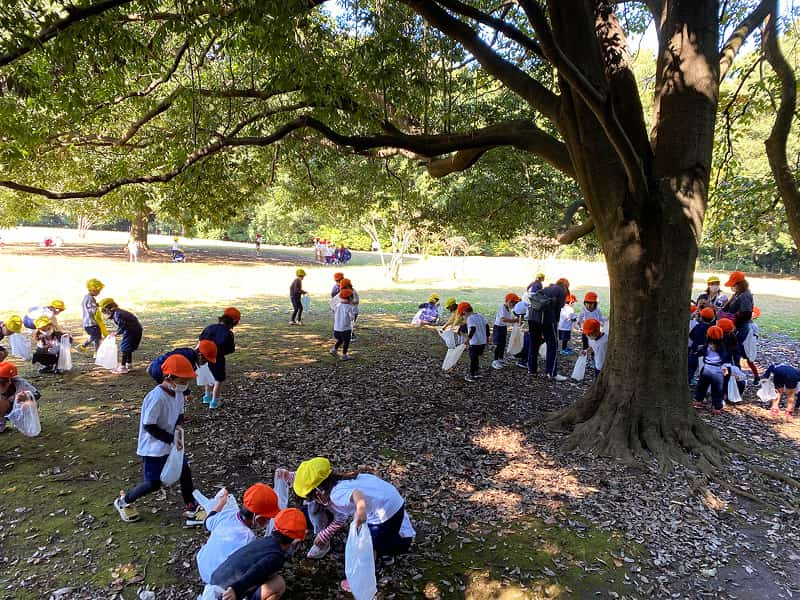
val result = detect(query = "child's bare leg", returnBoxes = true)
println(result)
[746,359,759,382]
[212,381,222,400]
[260,574,286,600]
[785,389,796,417]
[770,389,783,414]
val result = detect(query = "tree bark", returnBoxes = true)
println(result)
[130,204,151,250]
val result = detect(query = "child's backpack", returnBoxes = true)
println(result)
[527,291,554,320]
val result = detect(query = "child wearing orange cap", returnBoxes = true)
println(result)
[199,307,240,409]
[331,272,345,298]
[688,307,716,384]
[576,292,604,352]
[209,507,306,600]
[460,302,488,382]
[114,354,202,523]
[147,340,218,403]
[762,364,799,419]
[581,318,608,373]
[0,362,40,434]
[492,293,520,369]
[558,294,578,356]
[338,278,360,340]
[330,289,355,360]
[692,326,731,415]
[720,271,759,382]
[196,483,281,584]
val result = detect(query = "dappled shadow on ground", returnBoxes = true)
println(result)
[2,300,800,599]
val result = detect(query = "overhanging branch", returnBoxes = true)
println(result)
[719,0,771,81]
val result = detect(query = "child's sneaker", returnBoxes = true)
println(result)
[111,365,130,374]
[341,354,351,361]
[464,375,476,383]
[202,393,212,405]
[183,504,207,526]
[209,398,221,409]
[491,360,504,370]
[549,374,568,382]
[329,347,338,357]
[515,361,528,369]
[114,493,140,522]
[693,401,705,409]
[306,543,331,559]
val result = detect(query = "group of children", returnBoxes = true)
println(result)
[312,238,351,265]
[421,275,609,383]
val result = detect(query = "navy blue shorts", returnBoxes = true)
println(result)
[492,325,507,346]
[142,454,188,481]
[120,329,143,353]
[368,505,412,556]
[208,356,226,382]
[558,329,571,343]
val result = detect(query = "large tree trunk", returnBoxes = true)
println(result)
[130,204,150,250]
[544,1,723,466]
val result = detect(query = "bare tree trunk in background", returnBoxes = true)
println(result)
[130,204,151,250]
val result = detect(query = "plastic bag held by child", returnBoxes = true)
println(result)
[437,328,457,349]
[506,324,524,356]
[95,335,118,370]
[743,328,758,361]
[726,377,743,404]
[302,295,311,312]
[193,487,238,514]
[198,584,225,600]
[538,344,547,359]
[265,470,291,536]
[160,428,185,485]
[57,334,72,371]
[441,344,466,371]
[9,333,31,360]
[345,521,378,600]
[571,355,587,381]
[756,379,777,402]
[195,363,216,387]
[7,393,41,437]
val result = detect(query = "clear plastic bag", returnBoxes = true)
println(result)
[345,521,377,600]
[437,329,457,349]
[538,344,547,359]
[743,328,758,360]
[726,377,743,404]
[506,324,523,356]
[95,335,118,370]
[410,309,424,326]
[160,428,184,485]
[195,363,216,386]
[571,355,587,381]
[441,344,466,371]
[266,469,291,536]
[9,333,31,360]
[56,334,72,371]
[193,487,238,514]
[756,378,777,402]
[302,295,311,312]
[7,397,41,437]
[198,584,224,600]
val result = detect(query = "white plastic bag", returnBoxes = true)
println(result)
[410,309,424,326]
[9,333,31,360]
[506,325,523,356]
[160,428,185,485]
[56,334,72,371]
[437,329,457,349]
[538,344,547,359]
[757,378,777,402]
[302,295,311,312]
[95,335,118,370]
[345,521,377,600]
[726,377,743,404]
[7,397,41,437]
[695,356,704,378]
[571,355,587,381]
[198,584,225,600]
[193,487,238,514]
[743,328,758,360]
[265,470,291,536]
[442,344,466,371]
[195,363,216,386]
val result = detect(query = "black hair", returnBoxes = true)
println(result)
[218,315,236,327]
[317,470,360,494]
[271,531,294,545]
[239,506,255,522]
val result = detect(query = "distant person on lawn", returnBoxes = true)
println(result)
[199,307,240,409]
[289,269,308,325]
[127,238,139,263]
[255,233,263,255]
[114,355,204,524]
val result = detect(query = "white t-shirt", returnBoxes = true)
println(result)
[513,300,528,317]
[136,385,184,457]
[494,304,514,327]
[196,510,255,583]
[329,474,404,525]
[466,313,488,345]
[588,334,608,371]
[577,306,604,327]
[558,305,576,331]
[333,303,355,331]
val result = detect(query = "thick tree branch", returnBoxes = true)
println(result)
[719,0,771,81]
[556,200,594,244]
[520,0,648,198]
[427,148,493,177]
[0,0,135,67]
[763,2,800,251]
[402,0,561,121]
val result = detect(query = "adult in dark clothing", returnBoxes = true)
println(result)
[527,278,569,380]
[199,307,240,409]
[211,508,307,600]
[289,269,308,325]
[721,271,758,382]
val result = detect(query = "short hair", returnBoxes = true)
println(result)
[272,530,294,545]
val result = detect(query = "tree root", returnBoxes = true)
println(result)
[750,465,800,491]
[705,473,779,510]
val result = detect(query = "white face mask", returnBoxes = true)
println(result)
[709,285,720,293]
[172,382,189,393]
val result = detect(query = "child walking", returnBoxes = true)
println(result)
[576,292,604,351]
[558,295,577,355]
[330,289,355,360]
[460,302,488,383]
[79,278,106,353]
[339,278,360,339]
[114,355,203,523]
[763,363,800,420]
[331,272,344,298]
[492,293,520,369]
[289,269,308,325]
[99,298,143,374]
[199,307,239,409]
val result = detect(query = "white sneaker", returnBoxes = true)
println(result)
[549,374,568,382]
[329,347,338,356]
[491,360,504,370]
[307,543,331,559]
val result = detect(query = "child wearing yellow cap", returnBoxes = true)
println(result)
[23,301,65,332]
[289,269,308,325]
[0,316,23,361]
[413,294,441,326]
[31,316,67,374]
[79,278,106,353]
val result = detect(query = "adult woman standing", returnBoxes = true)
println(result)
[722,271,759,382]
[695,275,728,312]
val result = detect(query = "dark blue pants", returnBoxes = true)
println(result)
[124,455,194,505]
[558,329,571,350]
[688,352,699,383]
[120,328,143,365]
[334,329,351,353]
[695,369,725,409]
[368,504,413,556]
[290,295,303,322]
[83,325,102,349]
[735,321,751,359]
[492,325,507,360]
[528,320,558,376]
[469,344,485,375]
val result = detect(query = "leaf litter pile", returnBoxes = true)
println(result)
[5,325,800,599]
